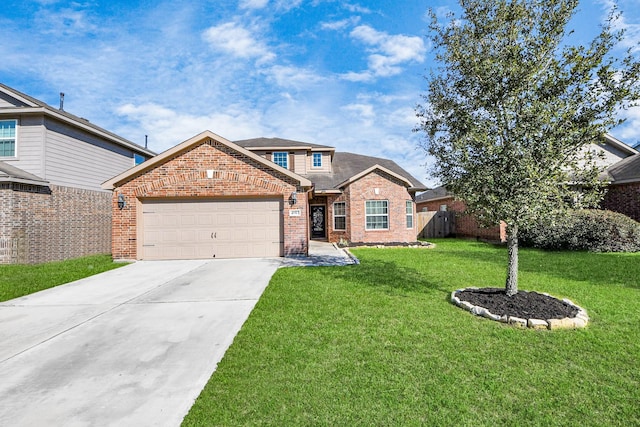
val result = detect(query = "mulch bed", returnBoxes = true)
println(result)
[456,288,579,320]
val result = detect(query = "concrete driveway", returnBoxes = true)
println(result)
[0,258,281,426]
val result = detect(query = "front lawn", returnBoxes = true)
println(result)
[183,239,640,426]
[0,254,125,302]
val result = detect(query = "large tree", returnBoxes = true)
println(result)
[416,0,640,296]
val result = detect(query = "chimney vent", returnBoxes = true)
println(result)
[59,92,65,110]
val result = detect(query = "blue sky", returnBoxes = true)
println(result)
[1,0,639,186]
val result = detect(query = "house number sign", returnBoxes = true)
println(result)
[289,209,301,217]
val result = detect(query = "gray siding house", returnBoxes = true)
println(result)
[0,83,154,264]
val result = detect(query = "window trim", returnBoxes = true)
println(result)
[365,200,389,231]
[333,201,346,230]
[312,152,322,168]
[406,200,414,229]
[0,119,17,158]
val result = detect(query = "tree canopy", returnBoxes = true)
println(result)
[416,0,640,295]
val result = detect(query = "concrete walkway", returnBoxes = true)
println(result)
[282,240,358,267]
[0,258,280,427]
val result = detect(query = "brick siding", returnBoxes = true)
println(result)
[346,170,416,244]
[111,138,308,259]
[417,198,506,242]
[0,183,111,264]
[602,182,640,222]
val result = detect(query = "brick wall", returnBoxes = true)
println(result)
[602,182,640,222]
[0,183,111,264]
[346,170,416,244]
[417,198,506,242]
[111,138,308,259]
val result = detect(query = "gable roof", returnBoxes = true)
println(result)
[415,186,452,203]
[235,137,335,151]
[603,134,638,157]
[0,161,48,186]
[0,83,155,157]
[102,130,313,190]
[607,153,640,184]
[308,152,426,192]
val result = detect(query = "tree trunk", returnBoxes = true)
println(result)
[505,223,518,296]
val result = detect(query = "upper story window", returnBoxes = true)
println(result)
[134,153,146,165]
[273,152,288,169]
[312,152,322,168]
[0,120,17,157]
[365,200,389,230]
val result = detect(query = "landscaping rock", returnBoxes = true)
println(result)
[508,316,527,328]
[528,318,548,329]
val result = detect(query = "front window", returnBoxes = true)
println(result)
[273,152,288,169]
[406,201,414,228]
[365,200,388,230]
[333,202,346,230]
[312,152,322,168]
[0,120,16,157]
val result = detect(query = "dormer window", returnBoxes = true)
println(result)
[0,120,16,157]
[312,152,322,168]
[273,152,288,169]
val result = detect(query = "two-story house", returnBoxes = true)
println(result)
[0,84,154,264]
[103,131,426,261]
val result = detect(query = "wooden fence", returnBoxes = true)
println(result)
[416,211,456,239]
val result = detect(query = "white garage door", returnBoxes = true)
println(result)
[141,198,283,260]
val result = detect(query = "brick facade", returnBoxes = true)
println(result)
[417,197,506,242]
[602,182,640,222]
[0,183,111,264]
[110,138,308,260]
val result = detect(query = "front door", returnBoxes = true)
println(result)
[310,205,326,239]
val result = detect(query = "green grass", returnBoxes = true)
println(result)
[183,239,640,426]
[0,254,125,302]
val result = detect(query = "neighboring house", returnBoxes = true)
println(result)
[603,153,640,222]
[416,134,639,241]
[103,132,426,261]
[0,84,154,264]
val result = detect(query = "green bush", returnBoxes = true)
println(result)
[520,209,640,252]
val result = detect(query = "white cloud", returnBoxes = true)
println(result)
[347,25,426,78]
[116,103,270,152]
[202,22,275,63]
[239,0,269,9]
[34,6,97,36]
[266,65,327,89]
[320,17,360,31]
[343,3,372,14]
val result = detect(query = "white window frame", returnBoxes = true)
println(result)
[312,152,322,168]
[406,200,414,229]
[333,202,346,230]
[0,119,17,158]
[365,200,389,230]
[272,152,288,169]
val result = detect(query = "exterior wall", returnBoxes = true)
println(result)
[43,117,137,191]
[417,198,506,242]
[602,182,640,222]
[0,183,111,264]
[111,139,307,260]
[326,193,350,244]
[3,116,46,176]
[346,170,416,244]
[306,151,332,173]
[1,113,146,192]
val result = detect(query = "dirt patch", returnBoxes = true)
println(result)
[456,288,579,320]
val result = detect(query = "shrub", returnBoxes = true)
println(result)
[520,209,640,252]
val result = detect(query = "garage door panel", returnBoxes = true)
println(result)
[141,199,283,260]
